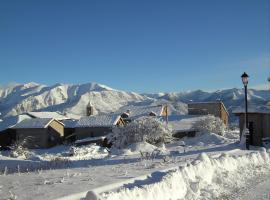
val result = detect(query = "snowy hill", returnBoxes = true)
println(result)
[0,82,151,118]
[0,82,269,121]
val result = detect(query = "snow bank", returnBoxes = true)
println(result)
[184,132,234,146]
[0,144,109,173]
[92,150,270,200]
[122,142,158,155]
[110,142,167,156]
[69,144,109,160]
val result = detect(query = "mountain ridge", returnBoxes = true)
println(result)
[0,82,269,122]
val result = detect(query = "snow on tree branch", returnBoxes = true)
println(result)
[192,115,226,136]
[108,117,172,148]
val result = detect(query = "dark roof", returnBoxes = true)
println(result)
[0,114,32,131]
[62,119,78,128]
[75,114,122,128]
[13,118,63,129]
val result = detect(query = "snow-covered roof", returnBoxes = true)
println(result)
[75,114,122,128]
[26,112,70,120]
[160,115,207,132]
[62,119,78,128]
[233,105,270,114]
[13,118,62,129]
[116,105,166,120]
[63,113,82,120]
[0,114,32,132]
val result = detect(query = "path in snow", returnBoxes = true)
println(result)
[235,174,270,200]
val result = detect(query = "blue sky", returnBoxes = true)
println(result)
[0,0,269,92]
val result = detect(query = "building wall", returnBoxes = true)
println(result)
[16,128,48,148]
[15,121,64,149]
[262,114,270,139]
[160,106,169,116]
[49,120,64,137]
[238,113,270,146]
[64,128,75,138]
[188,103,229,126]
[220,104,229,126]
[0,129,16,149]
[75,127,112,140]
[188,103,220,116]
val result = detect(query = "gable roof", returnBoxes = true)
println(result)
[75,114,121,128]
[0,114,32,132]
[62,119,78,128]
[12,118,63,129]
[116,105,166,120]
[26,112,70,120]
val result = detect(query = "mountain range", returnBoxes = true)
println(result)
[0,82,269,122]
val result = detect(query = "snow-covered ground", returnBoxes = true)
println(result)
[0,132,269,200]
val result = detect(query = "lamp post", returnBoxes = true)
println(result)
[241,72,249,150]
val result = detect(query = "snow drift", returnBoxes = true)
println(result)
[89,149,270,200]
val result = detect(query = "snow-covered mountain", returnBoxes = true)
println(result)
[0,82,269,122]
[0,82,151,118]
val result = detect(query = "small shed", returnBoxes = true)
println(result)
[74,114,125,140]
[12,118,64,148]
[188,101,229,126]
[233,105,270,146]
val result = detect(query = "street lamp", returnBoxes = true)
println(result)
[241,72,249,150]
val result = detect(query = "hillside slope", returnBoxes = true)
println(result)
[0,83,269,122]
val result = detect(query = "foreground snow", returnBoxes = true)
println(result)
[97,149,270,200]
[0,132,269,200]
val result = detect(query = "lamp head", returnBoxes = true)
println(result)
[241,72,249,86]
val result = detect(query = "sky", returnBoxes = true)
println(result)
[0,0,269,93]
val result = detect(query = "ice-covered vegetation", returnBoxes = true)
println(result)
[192,115,226,136]
[108,117,173,148]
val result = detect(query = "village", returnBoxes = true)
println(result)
[0,98,269,150]
[0,100,235,150]
[1,0,269,199]
[0,88,270,199]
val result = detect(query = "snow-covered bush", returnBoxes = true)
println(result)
[9,140,32,159]
[68,144,109,159]
[192,115,226,136]
[108,117,172,148]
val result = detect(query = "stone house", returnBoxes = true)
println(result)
[188,101,229,126]
[12,118,64,148]
[74,114,125,140]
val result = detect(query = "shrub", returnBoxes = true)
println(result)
[9,139,32,159]
[108,117,172,148]
[192,115,226,136]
